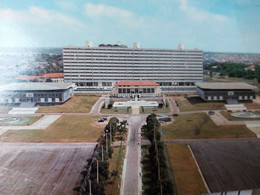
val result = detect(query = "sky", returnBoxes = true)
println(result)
[0,0,260,53]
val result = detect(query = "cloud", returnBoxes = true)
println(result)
[178,0,227,22]
[0,6,84,28]
[85,3,133,19]
[55,0,77,11]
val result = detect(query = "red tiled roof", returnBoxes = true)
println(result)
[15,73,64,80]
[115,81,159,86]
[245,65,255,70]
[40,73,64,78]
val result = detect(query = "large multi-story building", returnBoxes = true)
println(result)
[63,41,203,93]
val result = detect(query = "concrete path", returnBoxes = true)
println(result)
[132,106,140,115]
[245,121,260,138]
[122,115,145,195]
[167,97,179,114]
[89,96,105,115]
[0,115,61,135]
[209,111,243,126]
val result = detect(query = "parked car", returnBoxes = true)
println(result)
[102,117,108,121]
[208,111,215,115]
[98,119,104,122]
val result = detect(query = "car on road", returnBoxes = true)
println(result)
[208,111,215,115]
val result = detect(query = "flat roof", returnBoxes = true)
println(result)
[0,82,76,91]
[115,81,159,86]
[195,82,258,90]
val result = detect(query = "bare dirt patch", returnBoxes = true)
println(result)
[0,142,96,195]
[189,139,260,192]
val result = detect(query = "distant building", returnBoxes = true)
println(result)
[245,65,256,71]
[111,80,161,97]
[196,82,257,101]
[0,82,76,104]
[63,41,203,93]
[40,73,64,82]
[15,73,64,83]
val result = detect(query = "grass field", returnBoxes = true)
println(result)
[106,146,125,195]
[37,95,100,113]
[101,107,132,114]
[167,144,208,195]
[0,116,42,126]
[220,111,260,121]
[244,102,260,109]
[0,115,103,142]
[175,97,225,112]
[163,113,256,139]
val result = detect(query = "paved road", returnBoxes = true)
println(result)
[122,115,145,195]
[89,96,106,115]
[167,97,179,114]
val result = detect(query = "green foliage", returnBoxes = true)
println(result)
[205,62,260,82]
[144,114,174,195]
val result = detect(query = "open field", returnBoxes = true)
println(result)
[106,146,125,195]
[0,115,103,142]
[167,144,208,195]
[101,107,132,114]
[163,113,256,139]
[175,97,225,112]
[220,111,260,121]
[189,139,260,192]
[0,142,96,195]
[204,75,260,87]
[37,94,100,113]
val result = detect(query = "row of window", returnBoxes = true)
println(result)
[118,88,155,94]
[63,49,202,53]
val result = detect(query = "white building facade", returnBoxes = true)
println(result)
[63,42,203,93]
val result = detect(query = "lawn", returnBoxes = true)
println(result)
[37,94,100,113]
[0,116,42,126]
[220,111,260,121]
[101,107,132,114]
[167,144,208,195]
[244,102,260,109]
[106,146,125,195]
[0,115,103,142]
[175,97,225,112]
[163,113,256,139]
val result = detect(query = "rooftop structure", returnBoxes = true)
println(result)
[63,41,203,93]
[115,80,159,86]
[112,80,161,97]
[0,82,76,104]
[195,82,257,90]
[196,82,257,102]
[16,73,64,83]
